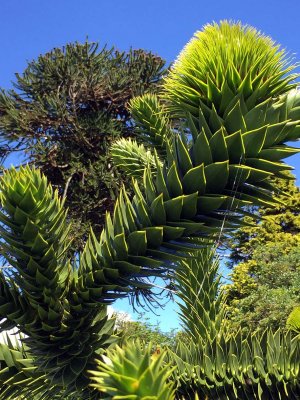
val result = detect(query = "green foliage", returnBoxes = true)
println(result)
[287,306,300,333]
[228,173,300,265]
[169,328,300,399]
[89,340,176,399]
[0,166,116,398]
[175,249,226,343]
[130,93,172,151]
[123,24,300,244]
[111,93,171,180]
[0,42,166,251]
[167,253,300,399]
[77,86,300,306]
[226,244,300,332]
[164,21,297,117]
[115,313,179,348]
[0,20,300,400]
[225,174,300,331]
[110,138,158,178]
[0,334,46,400]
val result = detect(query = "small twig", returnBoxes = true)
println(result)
[63,174,74,199]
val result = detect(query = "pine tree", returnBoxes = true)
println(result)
[0,42,166,252]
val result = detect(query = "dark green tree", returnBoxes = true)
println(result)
[0,42,166,251]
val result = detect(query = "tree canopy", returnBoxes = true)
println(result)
[0,42,166,251]
[225,173,300,331]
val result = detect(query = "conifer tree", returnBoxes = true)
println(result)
[0,42,166,251]
[225,172,300,330]
[227,172,300,264]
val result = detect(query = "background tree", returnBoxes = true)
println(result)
[0,42,166,251]
[114,311,181,348]
[225,243,300,331]
[225,172,300,331]
[227,172,300,265]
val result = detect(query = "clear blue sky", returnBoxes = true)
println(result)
[1,0,300,331]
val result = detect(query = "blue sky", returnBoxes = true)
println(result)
[1,0,300,331]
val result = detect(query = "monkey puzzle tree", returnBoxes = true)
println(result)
[0,43,166,251]
[0,21,300,399]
